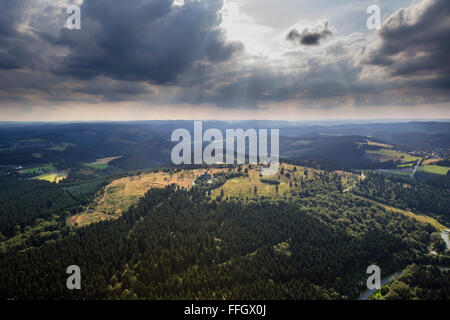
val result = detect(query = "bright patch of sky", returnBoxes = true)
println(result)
[220,0,413,59]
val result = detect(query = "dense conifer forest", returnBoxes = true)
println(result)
[1,167,449,300]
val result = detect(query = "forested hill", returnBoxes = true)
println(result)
[354,172,450,225]
[1,180,447,300]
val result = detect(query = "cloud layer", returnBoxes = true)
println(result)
[0,0,449,119]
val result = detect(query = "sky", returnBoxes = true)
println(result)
[0,0,449,121]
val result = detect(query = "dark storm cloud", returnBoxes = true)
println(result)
[0,0,243,103]
[0,0,36,69]
[364,0,450,85]
[53,0,243,84]
[286,22,332,46]
[0,0,243,83]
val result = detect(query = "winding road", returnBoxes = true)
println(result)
[358,231,450,300]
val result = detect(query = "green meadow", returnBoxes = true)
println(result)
[84,163,109,170]
[367,148,421,163]
[418,165,450,175]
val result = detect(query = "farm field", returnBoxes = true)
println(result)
[418,165,450,175]
[422,158,443,165]
[366,148,421,163]
[366,141,393,149]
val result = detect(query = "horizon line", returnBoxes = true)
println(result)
[1,118,450,124]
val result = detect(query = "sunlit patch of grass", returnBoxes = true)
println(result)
[32,171,68,184]
[398,163,414,168]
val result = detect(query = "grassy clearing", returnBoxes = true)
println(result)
[210,166,286,199]
[367,148,421,163]
[66,164,360,227]
[211,168,285,199]
[210,164,358,200]
[85,163,109,170]
[84,156,123,170]
[67,168,226,227]
[418,165,450,176]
